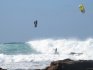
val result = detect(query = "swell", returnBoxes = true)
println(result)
[0,43,37,55]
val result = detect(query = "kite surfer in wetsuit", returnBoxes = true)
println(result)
[34,20,38,28]
[79,4,85,13]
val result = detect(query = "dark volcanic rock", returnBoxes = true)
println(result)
[44,59,93,70]
[69,52,83,55]
[0,68,7,70]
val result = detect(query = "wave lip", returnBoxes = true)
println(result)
[27,38,93,55]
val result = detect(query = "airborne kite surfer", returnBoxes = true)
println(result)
[79,4,85,13]
[34,20,38,28]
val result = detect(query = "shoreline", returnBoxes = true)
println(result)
[1,59,93,70]
[44,59,93,70]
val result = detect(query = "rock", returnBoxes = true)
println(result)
[0,68,7,70]
[44,59,93,70]
[70,52,83,55]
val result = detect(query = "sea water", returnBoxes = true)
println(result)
[0,38,93,70]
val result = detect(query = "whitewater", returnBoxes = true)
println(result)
[0,38,93,70]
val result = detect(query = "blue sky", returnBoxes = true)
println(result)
[0,0,93,42]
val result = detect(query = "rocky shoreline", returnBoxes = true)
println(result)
[44,59,93,70]
[0,68,7,70]
[1,59,93,70]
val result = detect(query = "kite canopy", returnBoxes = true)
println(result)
[79,4,85,13]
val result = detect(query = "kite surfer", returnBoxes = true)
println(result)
[34,20,38,28]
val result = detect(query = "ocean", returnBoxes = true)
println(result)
[0,38,93,70]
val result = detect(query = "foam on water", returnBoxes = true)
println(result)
[0,38,93,70]
[27,38,93,60]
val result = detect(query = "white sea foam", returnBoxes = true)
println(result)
[0,38,93,69]
[27,38,93,60]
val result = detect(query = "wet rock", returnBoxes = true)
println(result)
[0,68,7,70]
[69,52,83,55]
[44,59,93,70]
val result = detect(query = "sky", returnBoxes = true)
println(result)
[0,0,93,42]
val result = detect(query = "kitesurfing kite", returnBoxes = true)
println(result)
[79,4,85,13]
[34,20,38,28]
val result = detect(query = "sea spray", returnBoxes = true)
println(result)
[0,38,93,69]
[27,38,93,55]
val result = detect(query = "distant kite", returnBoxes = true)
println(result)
[34,20,38,28]
[79,4,85,13]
